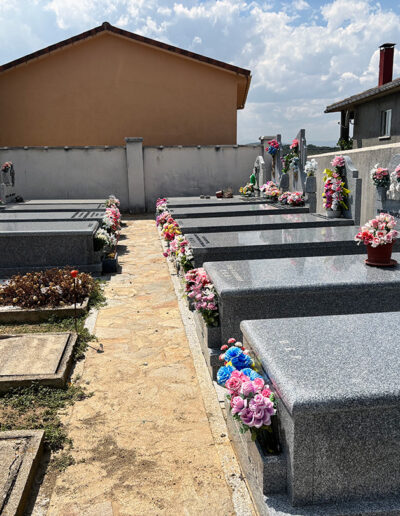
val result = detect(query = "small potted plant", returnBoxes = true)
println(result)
[371,164,390,203]
[354,213,398,266]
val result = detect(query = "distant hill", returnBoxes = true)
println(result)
[245,142,338,155]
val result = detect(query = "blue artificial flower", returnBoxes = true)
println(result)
[224,346,242,362]
[231,353,253,370]
[217,365,235,386]
[268,146,277,156]
[240,368,262,380]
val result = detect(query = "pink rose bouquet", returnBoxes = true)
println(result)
[217,339,276,441]
[184,268,219,326]
[331,156,345,170]
[102,206,121,235]
[164,234,194,272]
[355,213,398,247]
[322,169,350,211]
[290,138,299,151]
[370,164,390,188]
[261,181,281,200]
[279,191,305,206]
[156,198,168,213]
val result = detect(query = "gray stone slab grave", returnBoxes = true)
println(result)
[0,332,77,391]
[0,220,101,275]
[186,225,391,267]
[239,313,400,515]
[0,430,44,516]
[169,203,309,219]
[0,210,105,223]
[178,212,354,234]
[4,202,106,212]
[167,195,273,208]
[203,252,400,345]
[23,199,105,204]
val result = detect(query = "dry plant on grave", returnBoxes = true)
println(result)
[0,268,95,308]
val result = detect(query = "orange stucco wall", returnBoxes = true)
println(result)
[0,32,241,146]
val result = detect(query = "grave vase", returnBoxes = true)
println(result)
[326,208,341,218]
[376,186,388,203]
[366,242,393,266]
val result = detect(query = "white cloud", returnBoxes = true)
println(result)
[192,36,202,45]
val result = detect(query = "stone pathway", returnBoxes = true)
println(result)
[47,218,248,516]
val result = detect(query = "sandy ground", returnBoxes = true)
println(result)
[40,218,252,516]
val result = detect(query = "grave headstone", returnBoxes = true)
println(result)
[0,211,105,223]
[4,202,106,212]
[178,213,353,234]
[0,220,101,274]
[167,196,273,208]
[239,313,400,515]
[0,332,77,391]
[168,203,309,219]
[341,155,362,225]
[203,253,400,344]
[0,430,44,515]
[0,162,16,204]
[186,225,384,267]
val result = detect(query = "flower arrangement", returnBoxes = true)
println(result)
[305,158,318,177]
[239,183,254,196]
[279,191,304,206]
[156,198,168,213]
[0,268,94,308]
[322,169,349,211]
[261,181,281,200]
[105,195,120,208]
[331,155,345,171]
[394,165,400,183]
[1,161,13,172]
[184,268,218,326]
[355,213,398,247]
[281,138,300,174]
[370,164,390,188]
[290,138,299,151]
[163,235,194,272]
[94,227,117,252]
[102,206,121,234]
[266,139,279,156]
[217,338,276,441]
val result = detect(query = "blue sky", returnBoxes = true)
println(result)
[1,0,400,145]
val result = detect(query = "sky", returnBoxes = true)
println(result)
[1,0,400,145]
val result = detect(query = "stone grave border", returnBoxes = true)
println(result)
[0,332,77,392]
[0,430,44,516]
[0,297,89,323]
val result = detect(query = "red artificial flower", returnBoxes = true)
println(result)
[70,270,79,278]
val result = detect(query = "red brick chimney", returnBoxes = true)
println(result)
[379,43,395,86]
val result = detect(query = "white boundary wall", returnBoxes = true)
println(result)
[0,139,261,212]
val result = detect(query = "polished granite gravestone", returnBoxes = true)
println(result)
[239,314,400,515]
[167,195,273,207]
[0,430,44,516]
[0,333,77,391]
[23,199,105,204]
[187,225,388,267]
[0,221,101,274]
[178,213,354,234]
[169,203,309,219]
[0,210,105,223]
[4,202,106,212]
[204,253,400,345]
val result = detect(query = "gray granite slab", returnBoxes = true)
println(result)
[5,202,106,212]
[178,213,354,234]
[169,203,309,219]
[167,195,272,207]
[0,221,101,274]
[204,253,400,343]
[187,225,387,266]
[23,199,105,204]
[0,211,105,223]
[241,314,400,510]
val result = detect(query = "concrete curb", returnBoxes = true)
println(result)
[163,244,257,516]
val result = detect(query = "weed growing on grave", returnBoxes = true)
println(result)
[0,383,92,451]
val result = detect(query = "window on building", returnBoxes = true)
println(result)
[380,109,392,137]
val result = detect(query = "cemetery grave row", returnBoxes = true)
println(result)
[156,144,400,515]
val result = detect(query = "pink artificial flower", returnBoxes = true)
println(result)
[241,381,256,397]
[221,344,228,351]
[225,376,243,395]
[231,396,246,415]
[261,387,272,398]
[228,338,236,344]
